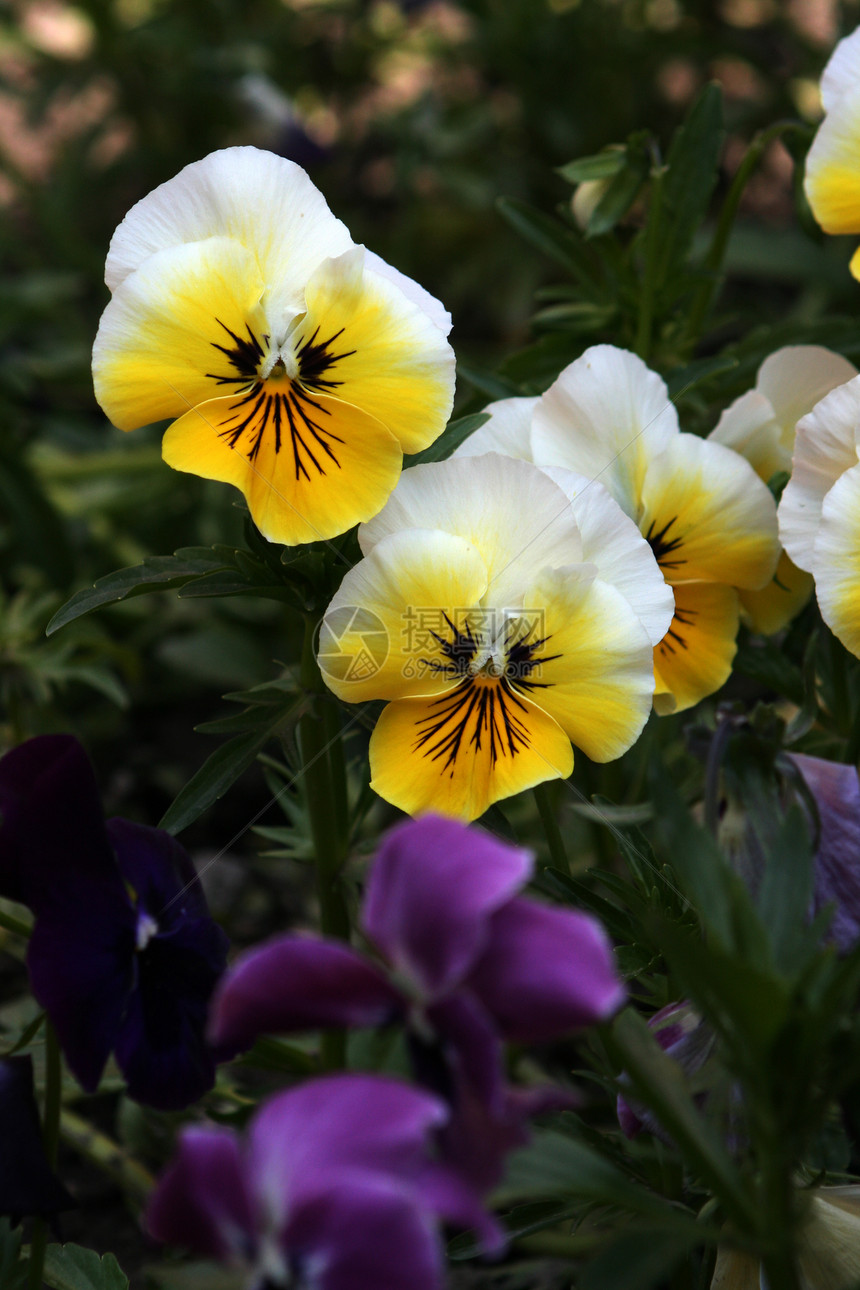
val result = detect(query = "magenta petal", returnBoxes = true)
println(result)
[362,816,533,998]
[208,936,404,1056]
[248,1074,449,1225]
[791,753,860,950]
[146,1125,255,1260]
[286,1175,444,1290]
[466,897,625,1042]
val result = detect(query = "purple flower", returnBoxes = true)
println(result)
[616,1002,715,1139]
[0,736,229,1110]
[0,1056,73,1222]
[147,1073,490,1290]
[790,753,860,952]
[210,816,624,1188]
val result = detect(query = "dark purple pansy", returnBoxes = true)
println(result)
[616,1001,714,1139]
[0,736,228,1110]
[790,753,860,952]
[210,815,623,1191]
[147,1073,486,1290]
[0,1055,73,1223]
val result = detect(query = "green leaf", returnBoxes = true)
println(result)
[557,149,627,184]
[734,639,805,707]
[405,412,490,466]
[0,448,72,588]
[0,1220,26,1290]
[496,197,599,284]
[666,354,739,400]
[757,803,814,975]
[43,1244,128,1290]
[579,1226,702,1290]
[605,1010,751,1228]
[654,82,724,279]
[46,548,233,635]
[498,1129,675,1218]
[160,691,308,834]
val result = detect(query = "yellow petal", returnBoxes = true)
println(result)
[805,83,860,235]
[519,565,655,761]
[653,583,740,715]
[739,549,813,636]
[297,248,455,456]
[93,237,270,431]
[161,387,402,546]
[318,528,489,703]
[639,436,779,590]
[369,682,573,821]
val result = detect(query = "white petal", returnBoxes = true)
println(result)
[821,25,860,111]
[362,249,452,334]
[451,395,537,462]
[756,345,857,453]
[105,146,353,335]
[542,467,674,647]
[531,344,678,520]
[812,461,860,658]
[358,453,583,610]
[778,376,860,572]
[805,80,860,236]
[709,389,786,480]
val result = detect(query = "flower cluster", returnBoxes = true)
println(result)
[0,736,228,1110]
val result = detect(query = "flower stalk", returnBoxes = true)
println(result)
[27,1022,61,1290]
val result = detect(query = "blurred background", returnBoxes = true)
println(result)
[1,0,858,846]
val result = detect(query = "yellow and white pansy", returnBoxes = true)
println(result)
[92,147,455,546]
[709,345,857,634]
[711,1187,860,1290]
[804,24,860,280]
[318,453,672,821]
[456,345,780,714]
[779,374,860,658]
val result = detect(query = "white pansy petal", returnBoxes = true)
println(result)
[820,26,860,111]
[363,249,452,334]
[532,344,679,520]
[105,146,353,329]
[452,396,538,462]
[709,390,785,481]
[805,81,860,239]
[812,462,860,658]
[778,376,860,571]
[756,345,858,452]
[542,467,674,647]
[359,454,583,609]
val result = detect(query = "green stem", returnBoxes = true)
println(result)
[299,616,350,1070]
[59,1109,155,1203]
[686,121,809,342]
[28,1024,62,1290]
[323,698,350,855]
[533,782,570,875]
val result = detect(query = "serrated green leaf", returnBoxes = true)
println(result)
[46,549,232,635]
[734,640,805,706]
[496,197,599,285]
[655,82,724,280]
[557,150,627,184]
[43,1244,128,1290]
[756,804,814,975]
[666,354,739,400]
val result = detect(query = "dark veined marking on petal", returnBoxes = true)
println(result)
[419,614,480,679]
[295,326,357,392]
[415,676,532,776]
[645,515,685,570]
[504,618,561,690]
[206,319,268,389]
[657,604,697,657]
